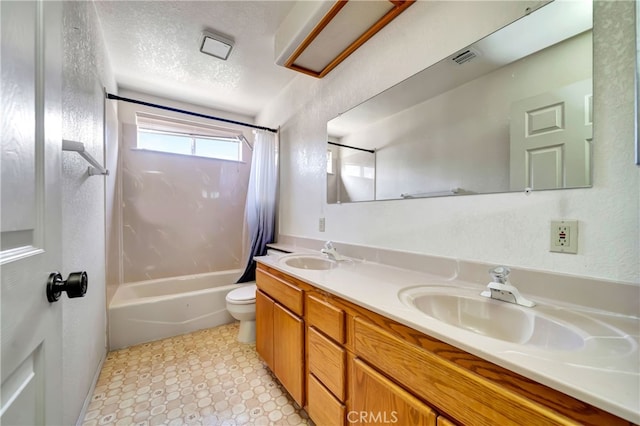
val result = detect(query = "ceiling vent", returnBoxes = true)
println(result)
[451,48,480,65]
[200,31,234,61]
[275,0,414,78]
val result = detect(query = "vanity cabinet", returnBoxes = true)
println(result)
[255,267,305,406]
[256,263,633,426]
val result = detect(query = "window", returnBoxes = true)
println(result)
[135,112,244,162]
[343,163,375,179]
[326,150,334,174]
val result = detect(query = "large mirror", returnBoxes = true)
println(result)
[327,1,593,203]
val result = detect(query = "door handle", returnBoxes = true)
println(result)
[46,271,88,302]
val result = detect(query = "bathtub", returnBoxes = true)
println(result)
[109,269,252,350]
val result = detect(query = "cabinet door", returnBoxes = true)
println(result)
[256,290,274,370]
[274,303,305,406]
[350,357,436,426]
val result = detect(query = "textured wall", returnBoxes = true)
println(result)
[258,1,639,284]
[117,90,253,283]
[61,2,116,424]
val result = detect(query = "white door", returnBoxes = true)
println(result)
[1,1,63,424]
[509,79,593,191]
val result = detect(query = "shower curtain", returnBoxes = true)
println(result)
[237,129,278,283]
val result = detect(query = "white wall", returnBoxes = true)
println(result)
[61,2,116,424]
[258,1,639,284]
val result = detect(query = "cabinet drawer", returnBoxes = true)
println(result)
[308,374,345,426]
[308,326,345,400]
[256,269,303,316]
[307,293,345,343]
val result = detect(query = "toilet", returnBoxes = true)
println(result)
[225,283,257,343]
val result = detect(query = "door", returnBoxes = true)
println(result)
[1,1,63,424]
[509,79,593,190]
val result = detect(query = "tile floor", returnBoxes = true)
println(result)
[82,323,313,426]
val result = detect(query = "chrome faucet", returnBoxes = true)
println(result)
[321,241,346,261]
[480,266,535,307]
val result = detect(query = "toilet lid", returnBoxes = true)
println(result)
[226,284,256,303]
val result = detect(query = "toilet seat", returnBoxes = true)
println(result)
[226,284,256,305]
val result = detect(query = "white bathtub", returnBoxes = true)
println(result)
[109,269,252,350]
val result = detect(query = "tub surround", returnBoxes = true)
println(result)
[117,90,253,283]
[258,239,639,423]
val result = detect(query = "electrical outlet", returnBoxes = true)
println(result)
[319,217,325,232]
[550,220,578,254]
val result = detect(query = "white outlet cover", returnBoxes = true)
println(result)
[550,220,578,254]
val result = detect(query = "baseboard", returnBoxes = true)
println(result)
[75,350,106,426]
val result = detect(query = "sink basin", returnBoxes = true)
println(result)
[399,286,586,351]
[280,255,337,271]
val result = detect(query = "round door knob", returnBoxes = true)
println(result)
[46,271,88,302]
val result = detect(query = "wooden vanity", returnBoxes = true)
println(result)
[255,262,635,426]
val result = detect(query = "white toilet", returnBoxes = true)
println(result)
[225,283,257,343]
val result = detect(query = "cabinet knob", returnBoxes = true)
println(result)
[46,271,88,302]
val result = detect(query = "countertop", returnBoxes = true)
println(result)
[255,250,640,423]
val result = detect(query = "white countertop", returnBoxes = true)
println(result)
[256,252,640,423]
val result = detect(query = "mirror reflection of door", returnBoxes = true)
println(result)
[509,79,593,191]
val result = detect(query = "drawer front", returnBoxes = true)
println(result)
[352,317,579,426]
[306,293,345,343]
[308,374,345,426]
[308,326,345,400]
[256,269,303,316]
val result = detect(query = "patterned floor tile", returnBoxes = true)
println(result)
[83,323,312,426]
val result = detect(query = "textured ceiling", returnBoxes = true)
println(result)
[93,1,299,117]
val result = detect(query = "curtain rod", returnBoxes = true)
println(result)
[328,141,375,154]
[105,93,278,134]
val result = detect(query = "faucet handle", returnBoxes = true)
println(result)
[324,241,334,250]
[489,266,510,283]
